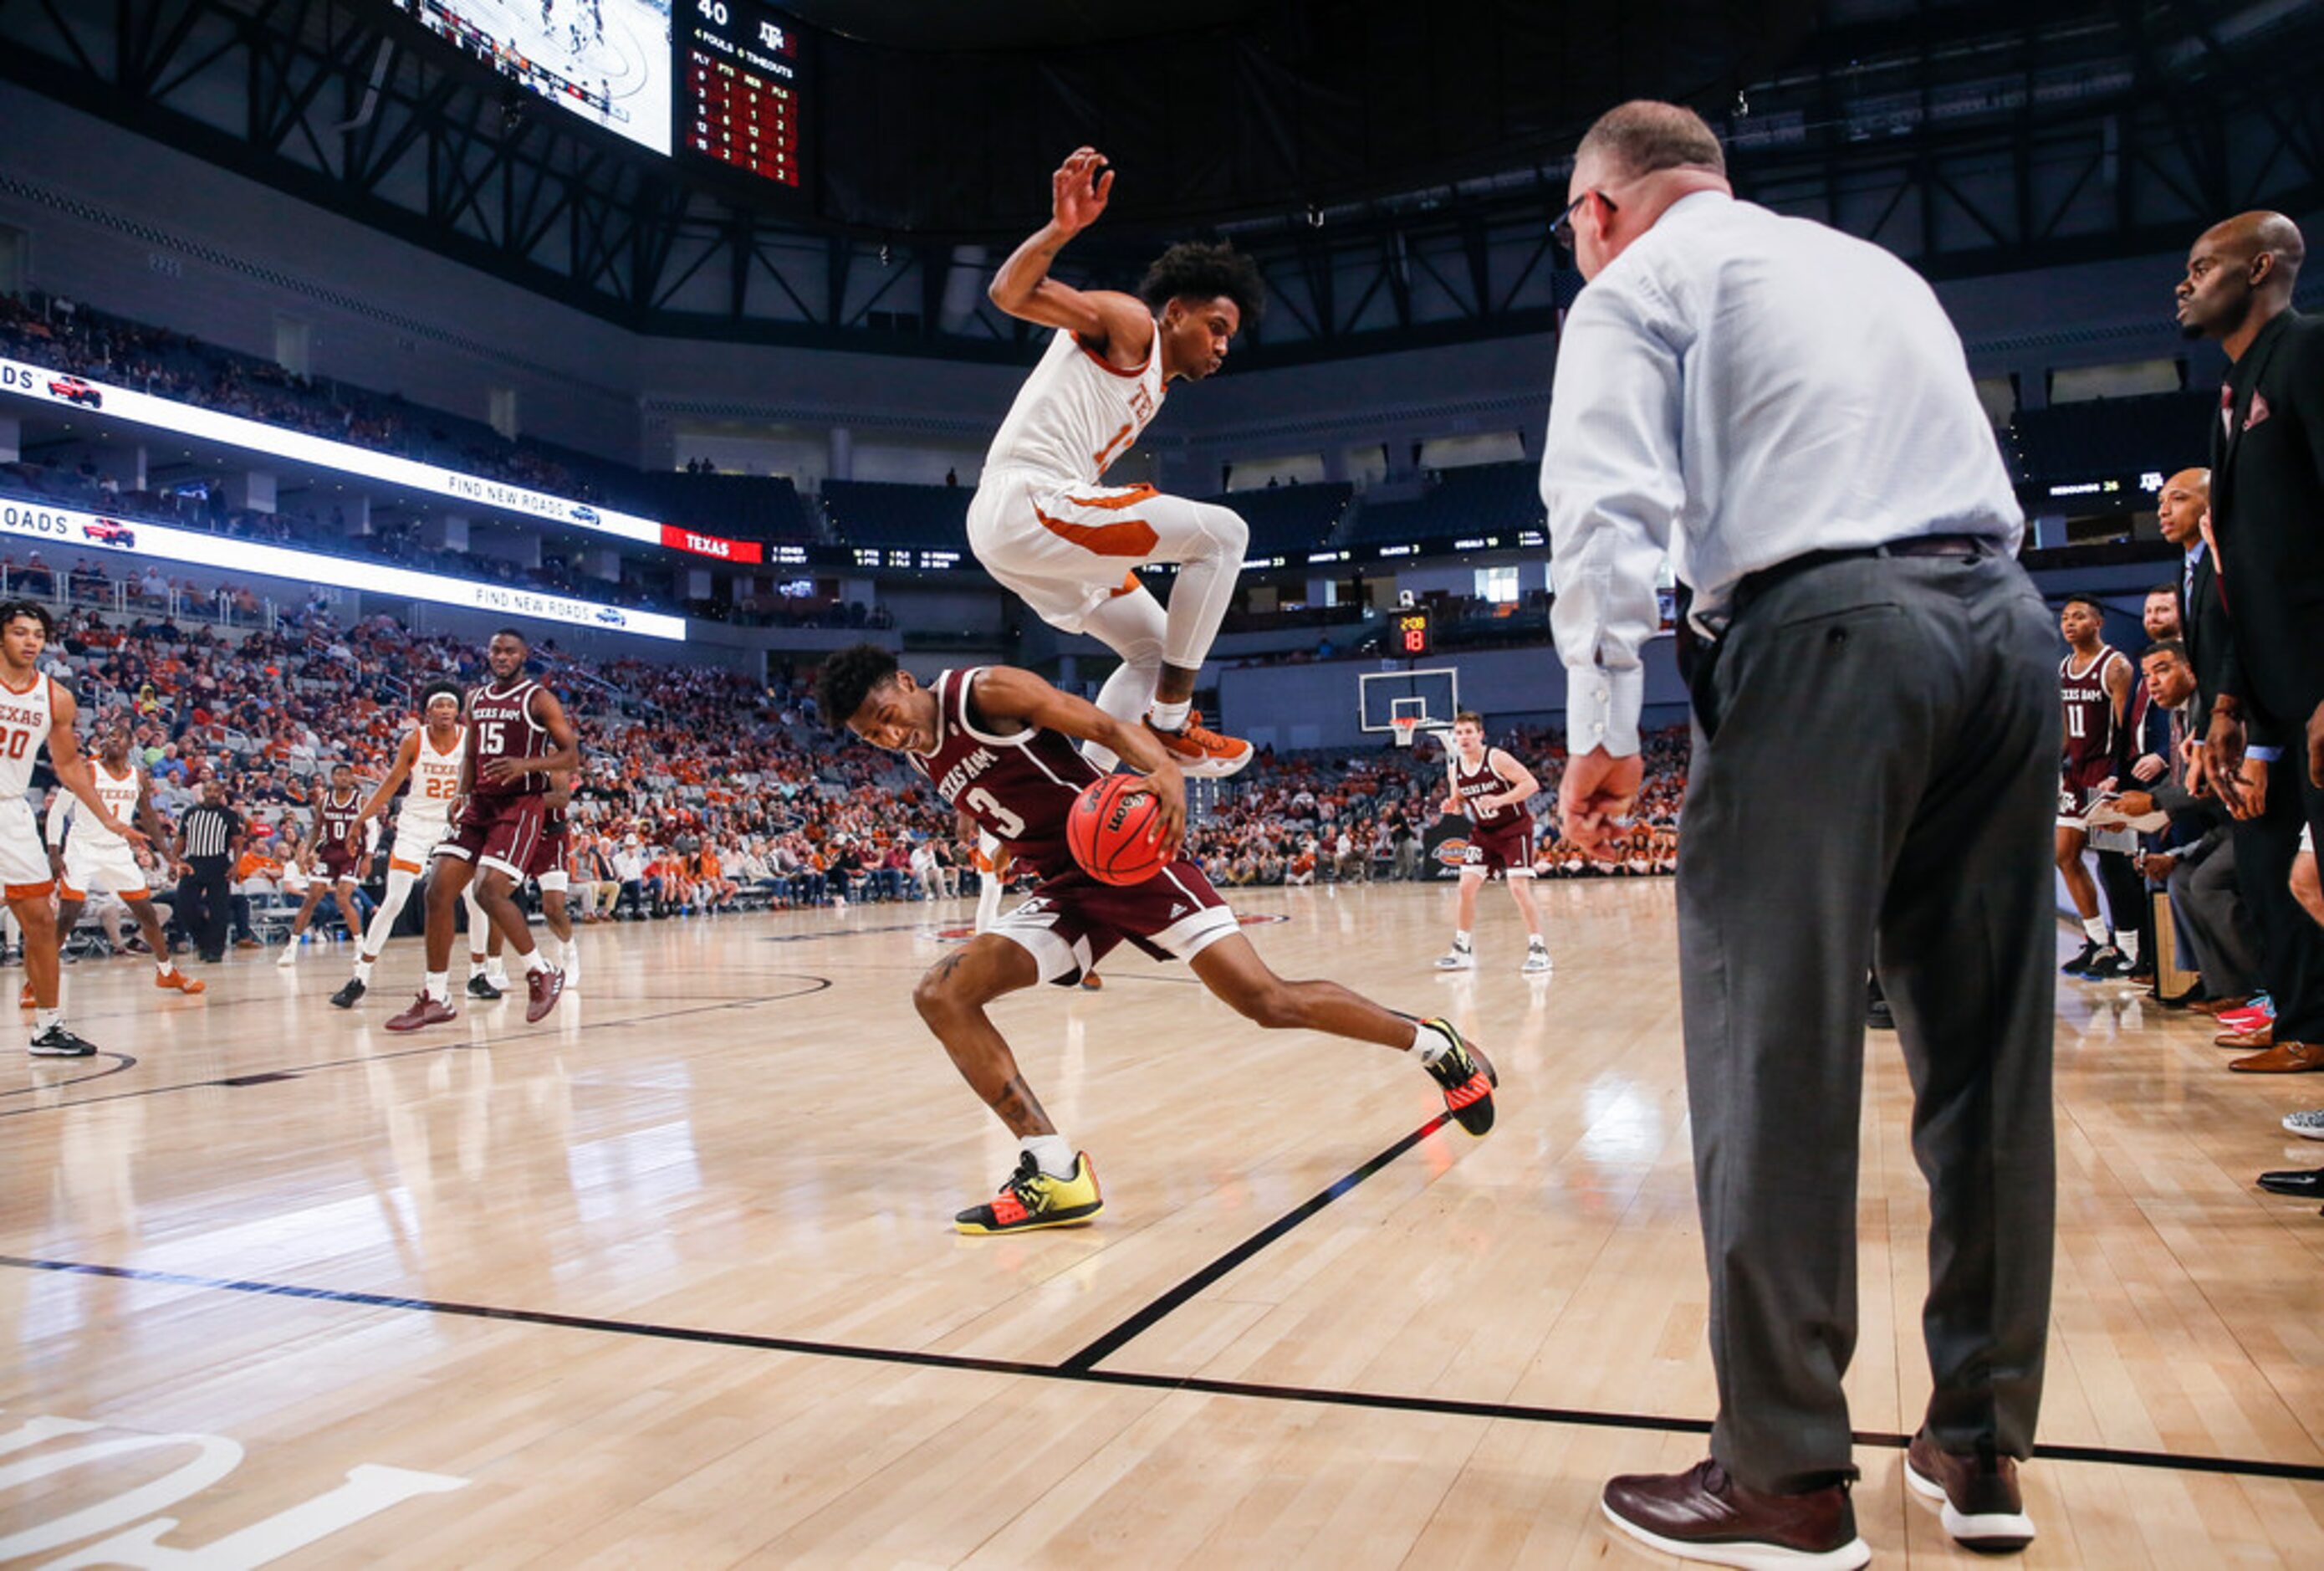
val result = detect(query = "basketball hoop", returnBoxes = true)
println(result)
[1391,716,1420,749]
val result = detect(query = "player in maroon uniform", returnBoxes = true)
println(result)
[276,760,369,967]
[819,643,1498,1236]
[2055,595,2136,977]
[387,629,580,1030]
[1433,712,1550,974]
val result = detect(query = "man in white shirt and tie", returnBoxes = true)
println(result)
[1542,100,2055,1568]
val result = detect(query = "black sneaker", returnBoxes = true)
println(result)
[29,1024,96,1057]
[1867,995,1897,1031]
[2060,939,2104,977]
[2089,945,2134,979]
[467,974,504,1000]
[329,977,367,1011]
[1418,1018,1498,1136]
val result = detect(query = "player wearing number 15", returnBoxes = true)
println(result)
[0,600,151,1057]
[819,643,1498,1237]
[386,630,580,1031]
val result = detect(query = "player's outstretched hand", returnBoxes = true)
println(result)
[1052,147,1113,233]
[1559,746,1644,857]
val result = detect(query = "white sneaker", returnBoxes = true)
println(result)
[1521,945,1552,975]
[275,944,299,967]
[562,947,580,988]
[1434,945,1475,971]
[2284,1108,2324,1141]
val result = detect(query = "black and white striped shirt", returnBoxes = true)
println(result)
[180,803,242,862]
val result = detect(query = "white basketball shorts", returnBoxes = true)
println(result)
[968,470,1236,634]
[0,796,54,897]
[61,834,148,901]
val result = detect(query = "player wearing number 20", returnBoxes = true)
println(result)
[819,643,1499,1238]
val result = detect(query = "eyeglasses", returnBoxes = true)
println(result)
[1552,189,1617,253]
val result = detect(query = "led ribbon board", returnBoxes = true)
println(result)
[0,495,688,642]
[0,358,762,564]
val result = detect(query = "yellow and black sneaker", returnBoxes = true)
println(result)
[1420,1019,1498,1136]
[954,1150,1103,1236]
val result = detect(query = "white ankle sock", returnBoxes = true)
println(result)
[2081,916,2108,944]
[2117,932,2141,964]
[1149,698,1191,733]
[425,971,449,1003]
[1021,1134,1075,1179]
[1409,1020,1452,1063]
[1454,930,1473,949]
[524,950,550,977]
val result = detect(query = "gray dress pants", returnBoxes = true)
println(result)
[2168,843,2260,999]
[1676,543,2057,1493]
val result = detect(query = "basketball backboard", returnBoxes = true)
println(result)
[1357,666,1458,736]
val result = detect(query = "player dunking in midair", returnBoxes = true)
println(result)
[976,147,1261,778]
[43,719,205,999]
[277,760,370,966]
[1433,712,1551,975]
[0,601,151,1057]
[386,630,579,1030]
[820,643,1497,1235]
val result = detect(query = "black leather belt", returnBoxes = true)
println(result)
[1730,532,1995,616]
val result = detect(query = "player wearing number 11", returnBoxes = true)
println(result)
[386,630,579,1031]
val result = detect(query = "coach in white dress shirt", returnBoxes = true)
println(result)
[1542,101,2056,1567]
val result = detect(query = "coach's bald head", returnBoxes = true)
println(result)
[2178,211,2304,347]
[2155,468,2209,548]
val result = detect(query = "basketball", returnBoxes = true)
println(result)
[1067,774,1170,885]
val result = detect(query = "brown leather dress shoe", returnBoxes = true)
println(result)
[1601,1458,1869,1568]
[2216,1024,2273,1049]
[2230,1041,2324,1073]
[1904,1432,2035,1552]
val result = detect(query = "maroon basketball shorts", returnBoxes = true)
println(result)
[990,857,1239,984]
[318,844,360,884]
[1462,818,1535,878]
[526,817,570,891]
[2056,759,2112,827]
[437,794,548,882]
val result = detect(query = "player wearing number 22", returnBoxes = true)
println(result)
[820,643,1499,1236]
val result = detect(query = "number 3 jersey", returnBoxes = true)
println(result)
[907,668,1106,878]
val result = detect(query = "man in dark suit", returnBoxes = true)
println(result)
[2178,213,2324,1185]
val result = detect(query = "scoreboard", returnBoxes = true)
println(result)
[1393,608,1433,657]
[681,0,807,188]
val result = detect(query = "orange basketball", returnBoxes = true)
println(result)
[1067,774,1170,886]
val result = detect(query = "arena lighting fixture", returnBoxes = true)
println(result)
[0,356,763,564]
[0,495,687,642]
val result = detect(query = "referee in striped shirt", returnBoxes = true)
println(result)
[175,778,244,964]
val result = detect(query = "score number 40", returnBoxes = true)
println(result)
[697,0,789,51]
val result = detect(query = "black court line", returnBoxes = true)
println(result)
[0,980,832,1118]
[2,1052,138,1095]
[3,1253,2318,1485]
[1060,1113,1456,1372]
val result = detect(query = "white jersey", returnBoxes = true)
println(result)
[74,760,141,845]
[0,673,53,801]
[399,726,467,834]
[981,325,1167,486]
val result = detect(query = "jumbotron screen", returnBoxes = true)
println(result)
[395,1,676,156]
[394,1,810,193]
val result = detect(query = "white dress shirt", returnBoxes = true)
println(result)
[1540,192,2021,756]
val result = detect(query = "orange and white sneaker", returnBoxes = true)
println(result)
[156,967,207,995]
[1147,709,1253,779]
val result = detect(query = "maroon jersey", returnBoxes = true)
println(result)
[1450,745,1530,832]
[908,668,1106,878]
[2059,647,2126,780]
[466,678,549,800]
[315,786,364,852]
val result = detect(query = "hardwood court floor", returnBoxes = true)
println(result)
[1,879,2320,1566]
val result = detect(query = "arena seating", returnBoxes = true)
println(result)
[1341,461,1545,548]
[2004,391,2212,489]
[821,479,972,550]
[1210,482,1356,558]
